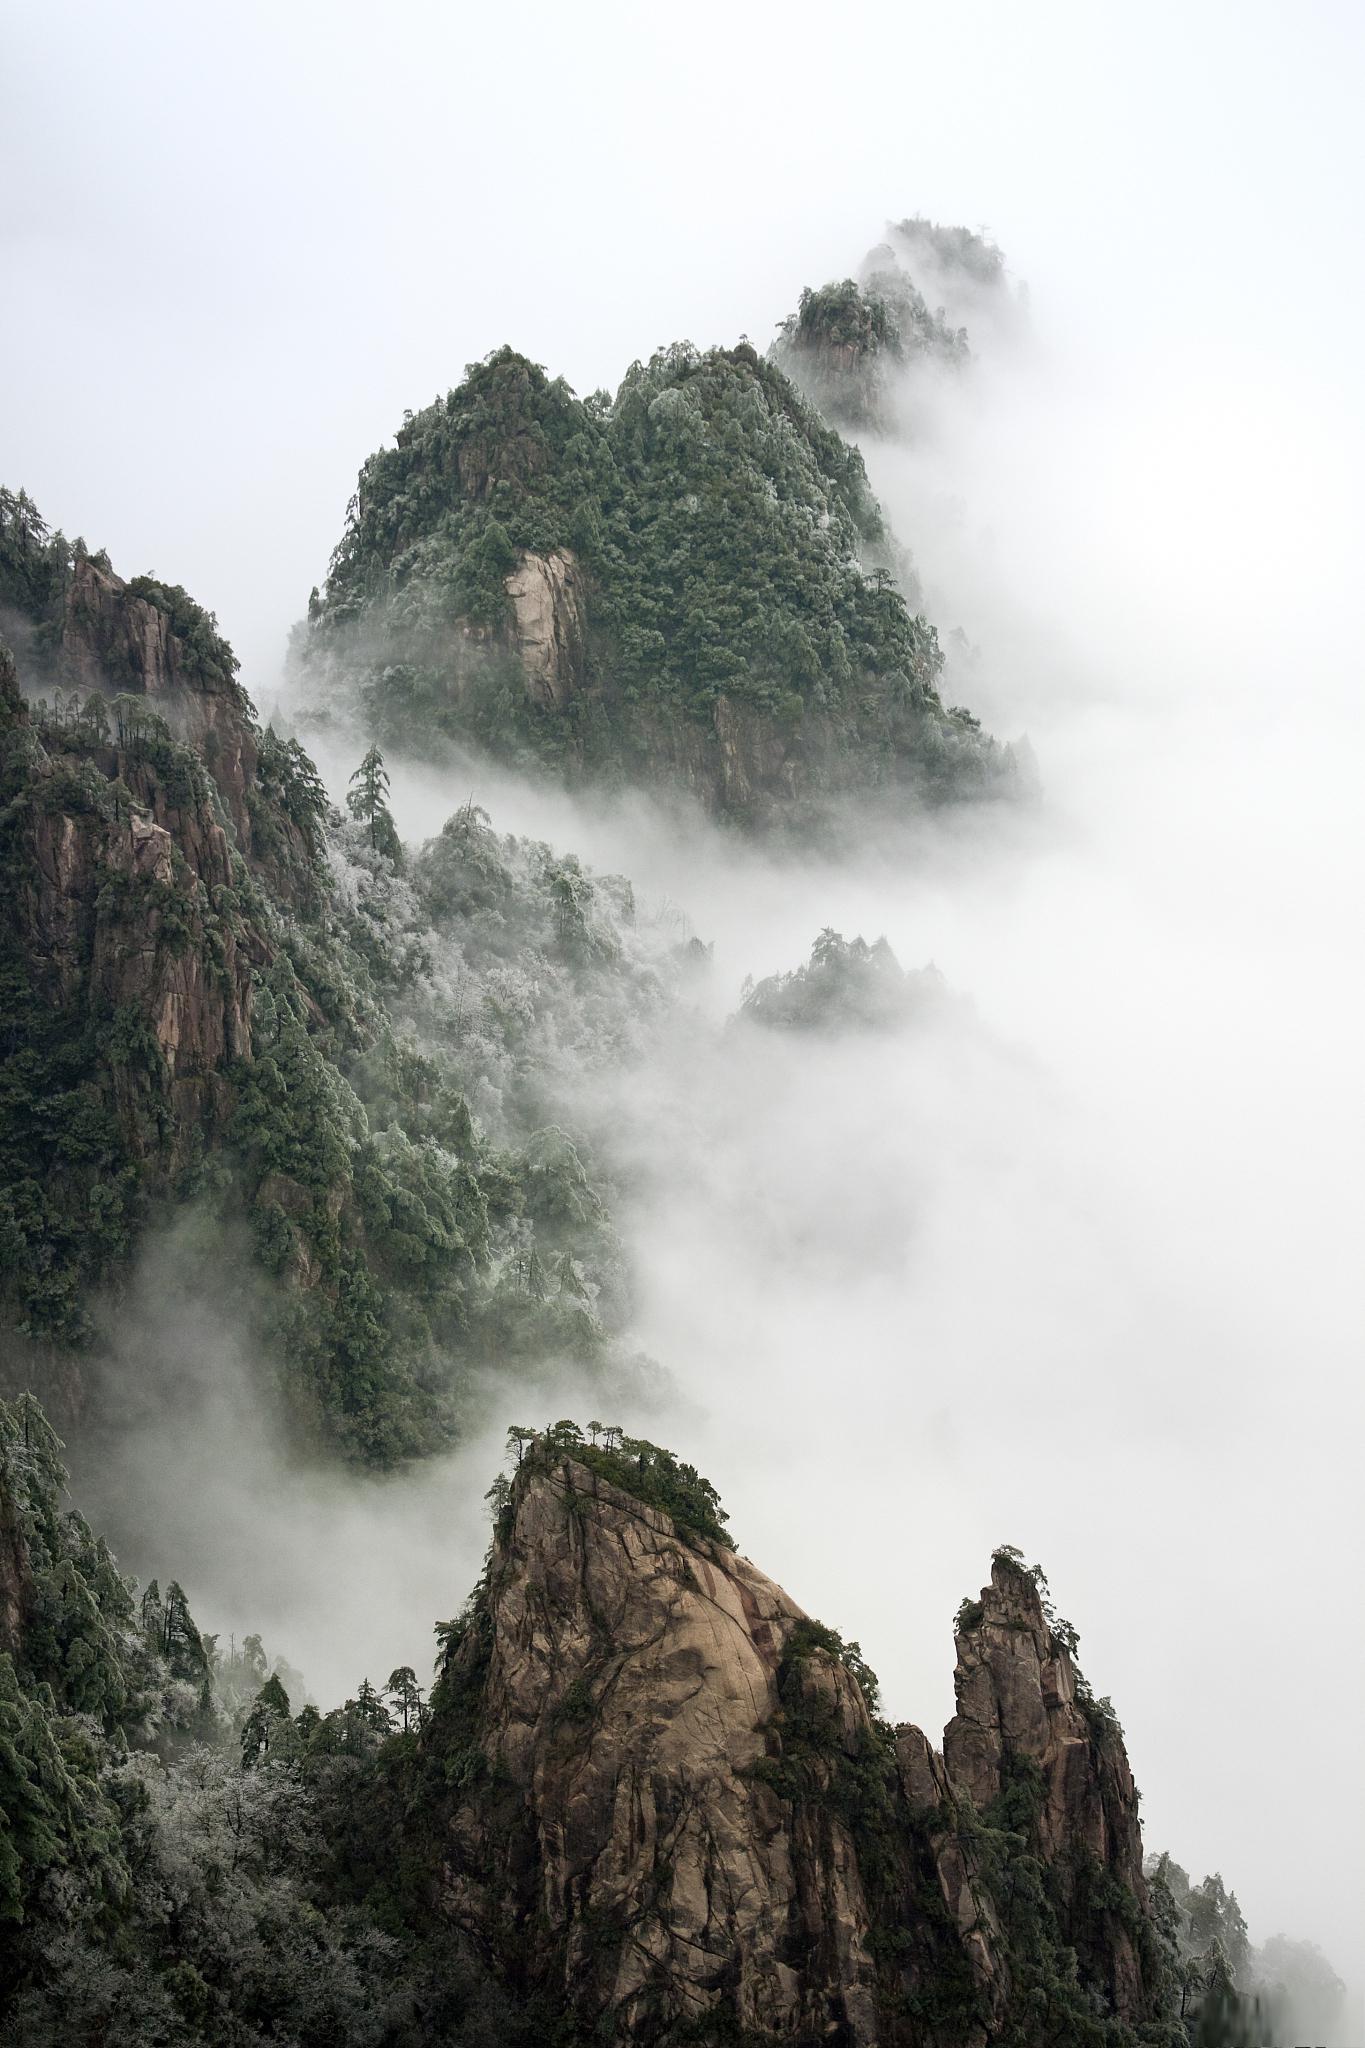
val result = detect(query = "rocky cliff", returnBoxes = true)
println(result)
[0,500,662,1468]
[418,1435,1163,2045]
[434,1449,884,2041]
[58,552,286,876]
[1,492,316,901]
[944,1555,1150,2017]
[0,632,271,1356]
[0,496,343,1394]
[1,608,501,1459]
[2,641,258,1124]
[0,1406,1289,2044]
[504,547,588,709]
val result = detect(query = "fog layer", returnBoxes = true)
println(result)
[70,268,1363,2012]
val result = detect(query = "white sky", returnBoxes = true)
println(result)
[7,0,1363,2015]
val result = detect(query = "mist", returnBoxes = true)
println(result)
[6,0,1362,2031]
[81,284,1364,2004]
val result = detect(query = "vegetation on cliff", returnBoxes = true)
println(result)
[0,664,255,1347]
[0,1405,1337,2046]
[0,176,1338,2046]
[0,1393,527,2044]
[0,500,682,1468]
[1,488,248,708]
[769,217,1008,436]
[300,339,1011,812]
[771,274,966,433]
[503,1417,734,1548]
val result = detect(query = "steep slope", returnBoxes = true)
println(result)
[0,488,316,904]
[0,500,665,1465]
[419,1429,1167,2045]
[0,1389,455,2037]
[945,1554,1150,2018]
[297,342,1016,822]
[432,1442,890,2040]
[0,1403,1308,2045]
[0,637,266,1349]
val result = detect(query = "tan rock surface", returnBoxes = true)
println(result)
[431,1467,1163,2042]
[504,549,587,709]
[440,1452,883,2042]
[944,1555,1150,2018]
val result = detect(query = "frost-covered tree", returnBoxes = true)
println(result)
[346,742,401,859]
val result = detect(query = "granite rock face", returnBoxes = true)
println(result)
[0,576,300,1393]
[503,549,587,710]
[425,1451,1162,2044]
[437,1454,883,2042]
[53,556,258,842]
[944,1554,1151,2019]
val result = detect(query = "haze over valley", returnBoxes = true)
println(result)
[1,6,1360,2042]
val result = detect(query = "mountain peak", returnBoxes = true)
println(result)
[417,1435,1162,2042]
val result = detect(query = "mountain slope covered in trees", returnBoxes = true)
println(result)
[0,225,1030,1457]
[0,491,685,1465]
[295,286,1019,820]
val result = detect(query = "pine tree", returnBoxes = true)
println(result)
[346,744,399,856]
[385,1665,424,1732]
[353,1677,392,1734]
[240,1673,292,1766]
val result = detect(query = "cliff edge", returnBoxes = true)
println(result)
[419,1435,1163,2045]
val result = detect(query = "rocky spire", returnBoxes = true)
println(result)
[420,1445,1164,2044]
[432,1443,884,2042]
[944,1552,1152,2019]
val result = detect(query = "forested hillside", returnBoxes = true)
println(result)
[0,241,1020,1468]
[295,293,1019,819]
[0,490,684,1465]
[772,218,1015,435]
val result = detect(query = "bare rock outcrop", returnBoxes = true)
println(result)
[425,1453,1164,2044]
[58,557,233,709]
[12,553,317,903]
[437,1453,883,2043]
[503,548,586,709]
[944,1554,1150,2019]
[895,1724,1008,2032]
